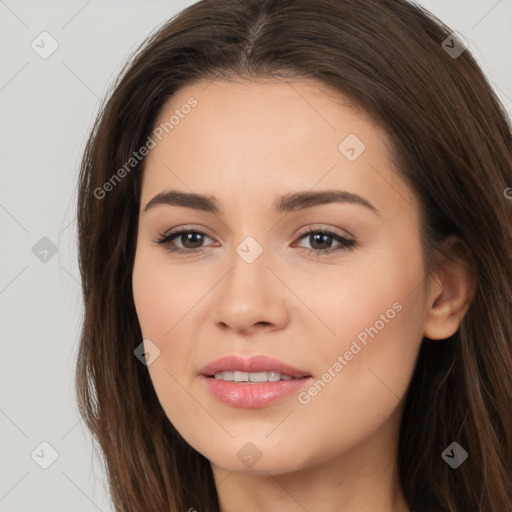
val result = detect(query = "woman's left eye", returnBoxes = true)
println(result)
[294,228,356,255]
[153,228,356,257]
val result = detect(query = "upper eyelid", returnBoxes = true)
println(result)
[162,227,215,242]
[161,226,351,239]
[296,225,354,239]
[162,222,353,237]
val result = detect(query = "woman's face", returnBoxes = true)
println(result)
[132,78,430,475]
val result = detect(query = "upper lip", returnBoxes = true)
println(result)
[199,355,311,379]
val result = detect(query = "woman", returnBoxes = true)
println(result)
[75,0,512,510]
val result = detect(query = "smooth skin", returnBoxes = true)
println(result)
[132,78,474,512]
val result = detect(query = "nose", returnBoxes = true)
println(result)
[212,244,291,335]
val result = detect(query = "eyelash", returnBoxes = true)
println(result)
[153,227,356,257]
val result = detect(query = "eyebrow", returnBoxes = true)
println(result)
[143,189,379,216]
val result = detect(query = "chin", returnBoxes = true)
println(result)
[191,434,318,476]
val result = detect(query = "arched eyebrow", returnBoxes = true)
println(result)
[143,189,380,216]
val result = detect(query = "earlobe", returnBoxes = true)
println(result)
[423,237,477,341]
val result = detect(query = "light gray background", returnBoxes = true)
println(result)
[0,1,511,510]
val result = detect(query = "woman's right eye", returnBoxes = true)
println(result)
[153,229,215,256]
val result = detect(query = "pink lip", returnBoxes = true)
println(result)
[199,354,311,378]
[199,355,313,409]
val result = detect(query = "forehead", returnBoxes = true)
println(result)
[140,78,412,219]
[150,77,379,155]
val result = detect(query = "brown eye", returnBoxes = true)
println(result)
[154,229,214,255]
[295,228,356,256]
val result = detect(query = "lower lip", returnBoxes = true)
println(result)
[201,375,313,408]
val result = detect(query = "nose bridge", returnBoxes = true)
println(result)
[224,233,271,305]
[212,230,289,332]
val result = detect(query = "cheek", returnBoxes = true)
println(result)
[132,249,203,338]
[132,251,204,431]
[295,301,423,461]
[295,248,426,437]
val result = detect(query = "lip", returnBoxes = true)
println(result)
[199,354,311,379]
[199,355,313,409]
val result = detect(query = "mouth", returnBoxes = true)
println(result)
[199,354,313,408]
[199,354,312,380]
[207,370,308,382]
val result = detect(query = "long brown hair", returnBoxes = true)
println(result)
[75,0,512,510]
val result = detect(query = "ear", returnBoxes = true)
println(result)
[423,236,477,340]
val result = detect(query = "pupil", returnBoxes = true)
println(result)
[311,233,331,250]
[183,233,203,248]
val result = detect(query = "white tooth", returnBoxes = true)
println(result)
[214,371,296,382]
[233,371,249,382]
[249,371,268,383]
